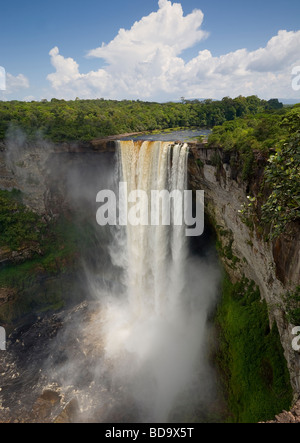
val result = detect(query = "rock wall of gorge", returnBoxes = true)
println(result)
[188,144,300,397]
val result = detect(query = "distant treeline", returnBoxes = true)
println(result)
[0,96,283,142]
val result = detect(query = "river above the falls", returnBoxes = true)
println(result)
[119,128,211,142]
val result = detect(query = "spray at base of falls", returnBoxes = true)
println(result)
[99,141,220,422]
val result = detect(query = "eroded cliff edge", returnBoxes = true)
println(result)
[188,144,300,398]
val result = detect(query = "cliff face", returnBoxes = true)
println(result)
[0,138,115,217]
[188,144,300,396]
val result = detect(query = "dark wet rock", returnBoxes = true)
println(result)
[0,245,42,267]
[54,398,80,423]
[0,313,64,421]
[31,390,61,422]
[0,288,16,307]
[40,390,61,405]
[0,302,105,423]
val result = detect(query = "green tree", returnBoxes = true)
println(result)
[261,124,300,238]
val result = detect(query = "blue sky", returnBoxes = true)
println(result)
[1,0,300,101]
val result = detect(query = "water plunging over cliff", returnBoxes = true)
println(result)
[99,140,220,422]
[118,140,188,317]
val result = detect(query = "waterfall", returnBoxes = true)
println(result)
[100,140,219,422]
[118,140,189,318]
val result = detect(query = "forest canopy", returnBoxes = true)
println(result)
[208,104,300,239]
[0,96,283,143]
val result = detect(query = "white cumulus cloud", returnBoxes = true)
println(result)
[47,47,82,88]
[6,73,29,91]
[87,0,207,64]
[247,30,300,73]
[0,72,29,97]
[46,0,300,100]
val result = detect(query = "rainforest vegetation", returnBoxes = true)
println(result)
[0,95,283,142]
[216,274,292,423]
[208,104,300,240]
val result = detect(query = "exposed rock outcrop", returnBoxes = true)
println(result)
[188,145,300,397]
[0,288,16,307]
[261,400,300,423]
[0,244,43,267]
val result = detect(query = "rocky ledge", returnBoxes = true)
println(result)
[261,400,300,423]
